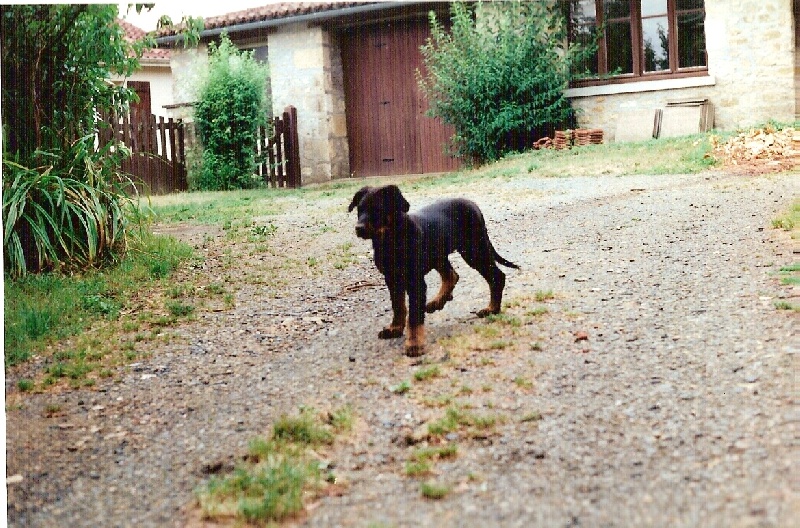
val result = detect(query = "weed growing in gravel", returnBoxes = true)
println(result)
[390,380,412,394]
[535,289,555,302]
[405,460,432,477]
[774,301,799,312]
[17,379,34,392]
[414,365,441,382]
[331,242,358,270]
[771,200,798,232]
[428,406,504,438]
[520,411,543,423]
[420,481,452,500]
[197,406,353,524]
[413,444,458,462]
[513,376,533,390]
[405,444,457,478]
[526,306,549,317]
[273,408,335,446]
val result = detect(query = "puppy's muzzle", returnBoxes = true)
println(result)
[355,223,370,239]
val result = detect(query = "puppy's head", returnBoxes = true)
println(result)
[348,185,410,239]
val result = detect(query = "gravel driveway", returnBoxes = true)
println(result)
[6,169,798,527]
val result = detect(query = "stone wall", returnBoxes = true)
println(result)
[166,46,208,120]
[567,0,795,142]
[268,23,349,184]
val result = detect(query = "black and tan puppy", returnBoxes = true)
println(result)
[348,185,518,357]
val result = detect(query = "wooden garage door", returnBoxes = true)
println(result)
[341,19,460,177]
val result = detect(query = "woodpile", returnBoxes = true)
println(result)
[533,128,604,150]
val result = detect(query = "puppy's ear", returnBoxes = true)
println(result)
[385,185,410,213]
[348,186,372,212]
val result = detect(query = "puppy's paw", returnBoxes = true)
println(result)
[476,307,500,318]
[379,327,404,339]
[405,344,426,357]
[425,294,453,313]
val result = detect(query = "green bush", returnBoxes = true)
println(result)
[1,5,169,277]
[193,34,271,191]
[418,1,593,163]
[2,137,134,277]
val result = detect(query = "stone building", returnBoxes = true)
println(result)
[156,1,799,185]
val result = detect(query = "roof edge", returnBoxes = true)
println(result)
[156,2,418,45]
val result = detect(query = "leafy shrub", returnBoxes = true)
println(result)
[1,5,161,277]
[2,137,135,277]
[418,1,594,163]
[193,34,271,191]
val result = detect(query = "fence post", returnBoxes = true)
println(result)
[283,105,301,188]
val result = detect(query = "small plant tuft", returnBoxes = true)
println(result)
[414,365,441,382]
[420,481,452,500]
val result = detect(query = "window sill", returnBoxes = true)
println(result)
[565,75,716,99]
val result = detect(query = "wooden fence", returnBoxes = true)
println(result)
[98,105,301,194]
[98,110,187,195]
[256,105,301,188]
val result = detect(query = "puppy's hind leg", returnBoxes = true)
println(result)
[462,250,506,317]
[425,260,459,313]
[379,280,406,339]
[477,264,506,317]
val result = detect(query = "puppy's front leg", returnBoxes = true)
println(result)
[405,278,427,357]
[379,277,406,339]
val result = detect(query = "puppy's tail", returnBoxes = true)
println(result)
[493,249,519,269]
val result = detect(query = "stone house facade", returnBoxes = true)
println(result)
[157,1,798,185]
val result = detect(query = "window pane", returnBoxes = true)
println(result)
[676,0,704,10]
[606,21,633,74]
[641,0,667,17]
[570,0,596,24]
[569,1,599,76]
[604,0,630,20]
[642,16,669,71]
[677,12,706,67]
[573,25,599,75]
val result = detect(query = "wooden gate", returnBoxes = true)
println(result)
[98,109,187,195]
[341,19,461,177]
[256,106,302,188]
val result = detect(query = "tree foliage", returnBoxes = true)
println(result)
[193,34,271,191]
[418,1,594,163]
[1,5,149,276]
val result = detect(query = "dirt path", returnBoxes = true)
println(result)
[6,170,798,527]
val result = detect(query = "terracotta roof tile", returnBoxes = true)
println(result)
[118,18,171,61]
[156,2,373,37]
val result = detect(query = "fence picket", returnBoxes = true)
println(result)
[256,105,300,188]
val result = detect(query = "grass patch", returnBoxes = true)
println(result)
[4,231,194,383]
[420,481,452,500]
[390,380,411,394]
[513,376,533,390]
[405,460,432,477]
[414,365,441,382]
[534,290,555,302]
[412,444,458,462]
[526,306,549,317]
[428,406,503,438]
[771,200,799,234]
[774,301,799,312]
[273,408,335,446]
[197,406,352,524]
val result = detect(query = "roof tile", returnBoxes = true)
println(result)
[118,18,171,61]
[156,2,372,37]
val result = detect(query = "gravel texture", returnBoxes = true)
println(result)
[6,169,799,527]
